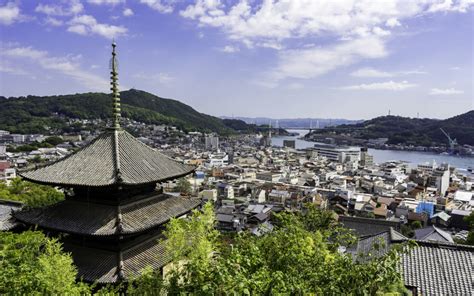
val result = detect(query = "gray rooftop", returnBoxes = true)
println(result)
[20,129,194,187]
[14,194,200,236]
[0,200,23,231]
[350,229,474,295]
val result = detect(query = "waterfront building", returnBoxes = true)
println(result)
[360,147,374,167]
[13,43,200,284]
[312,143,360,163]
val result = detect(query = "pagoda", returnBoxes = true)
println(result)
[14,42,200,284]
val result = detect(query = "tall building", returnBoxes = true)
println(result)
[433,165,450,197]
[204,136,219,150]
[360,147,374,167]
[14,43,200,284]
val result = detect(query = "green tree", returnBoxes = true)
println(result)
[175,178,192,195]
[411,221,423,230]
[401,224,415,238]
[44,136,64,146]
[0,231,90,295]
[464,212,474,245]
[0,178,64,207]
[128,203,408,295]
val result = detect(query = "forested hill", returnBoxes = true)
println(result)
[0,89,238,134]
[307,110,474,146]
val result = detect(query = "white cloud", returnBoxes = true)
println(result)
[88,0,124,5]
[429,88,464,95]
[173,0,473,86]
[220,45,239,53]
[428,0,474,13]
[0,2,21,25]
[351,68,393,78]
[341,80,417,91]
[35,1,83,16]
[385,17,401,28]
[0,61,28,76]
[287,82,304,90]
[399,70,427,75]
[139,0,177,13]
[373,27,391,37]
[177,0,473,46]
[450,66,461,70]
[68,15,127,39]
[44,17,63,27]
[1,45,109,91]
[123,8,134,17]
[135,0,473,86]
[265,36,387,84]
[350,67,427,78]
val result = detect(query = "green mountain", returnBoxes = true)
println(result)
[307,111,474,146]
[0,89,236,134]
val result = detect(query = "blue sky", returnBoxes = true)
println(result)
[0,0,473,120]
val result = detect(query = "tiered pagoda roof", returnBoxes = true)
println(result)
[20,129,194,187]
[15,193,200,236]
[64,236,172,283]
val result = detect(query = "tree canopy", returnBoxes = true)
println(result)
[127,203,408,295]
[0,178,64,207]
[0,231,89,295]
[174,178,192,195]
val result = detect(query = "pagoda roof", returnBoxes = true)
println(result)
[14,193,201,237]
[20,129,194,187]
[64,235,171,284]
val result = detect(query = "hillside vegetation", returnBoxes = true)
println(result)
[0,89,235,134]
[308,111,474,146]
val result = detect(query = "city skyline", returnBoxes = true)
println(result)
[0,0,473,120]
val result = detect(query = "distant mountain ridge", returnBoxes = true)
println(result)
[307,111,474,146]
[0,89,235,134]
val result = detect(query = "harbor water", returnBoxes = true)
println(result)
[272,129,474,171]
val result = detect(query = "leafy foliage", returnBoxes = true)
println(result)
[0,231,90,295]
[0,178,64,207]
[125,203,408,295]
[464,212,474,245]
[174,178,192,195]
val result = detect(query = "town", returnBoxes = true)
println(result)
[2,118,472,241]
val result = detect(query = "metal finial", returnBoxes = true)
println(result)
[110,41,121,129]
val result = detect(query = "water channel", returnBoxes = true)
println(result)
[271,129,474,171]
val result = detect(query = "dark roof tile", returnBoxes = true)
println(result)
[20,130,194,187]
[14,194,200,236]
[66,237,171,284]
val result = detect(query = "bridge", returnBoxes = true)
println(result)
[282,127,315,133]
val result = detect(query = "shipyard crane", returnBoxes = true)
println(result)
[440,128,457,151]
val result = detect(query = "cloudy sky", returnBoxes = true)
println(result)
[0,0,473,120]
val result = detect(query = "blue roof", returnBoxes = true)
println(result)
[416,202,435,218]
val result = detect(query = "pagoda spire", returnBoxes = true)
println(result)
[110,41,121,129]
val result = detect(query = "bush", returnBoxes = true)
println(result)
[0,231,90,295]
[0,178,64,207]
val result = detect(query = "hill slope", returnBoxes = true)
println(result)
[0,89,234,134]
[307,111,474,146]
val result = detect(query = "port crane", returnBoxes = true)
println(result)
[440,128,457,151]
